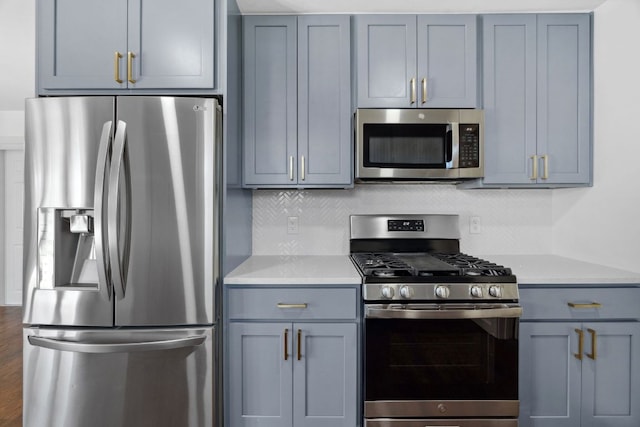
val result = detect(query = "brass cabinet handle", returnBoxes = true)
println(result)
[586,328,597,360]
[288,156,294,181]
[284,328,289,361]
[114,52,123,83]
[530,155,538,180]
[541,154,549,180]
[277,303,308,309]
[421,77,427,104]
[301,156,306,181]
[410,78,416,104]
[127,51,136,84]
[297,329,302,361]
[574,328,584,360]
[568,302,602,309]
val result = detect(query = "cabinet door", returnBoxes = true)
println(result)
[519,322,582,427]
[580,322,640,427]
[243,16,298,186]
[38,0,128,90]
[293,323,357,427]
[536,14,591,185]
[355,15,417,108]
[482,14,538,185]
[228,322,293,427]
[297,16,352,187]
[127,0,214,89]
[416,15,478,108]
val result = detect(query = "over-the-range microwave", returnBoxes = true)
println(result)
[355,108,484,181]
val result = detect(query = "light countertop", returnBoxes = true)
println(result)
[225,254,640,286]
[224,255,362,285]
[481,254,640,285]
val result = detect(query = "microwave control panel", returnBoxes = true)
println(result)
[459,124,480,168]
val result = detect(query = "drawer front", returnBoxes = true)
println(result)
[520,287,640,320]
[227,287,357,320]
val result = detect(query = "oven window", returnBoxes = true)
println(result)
[365,317,518,401]
[363,123,449,168]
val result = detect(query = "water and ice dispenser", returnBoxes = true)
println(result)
[37,208,99,289]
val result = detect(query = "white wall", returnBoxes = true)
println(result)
[0,0,34,304]
[552,0,640,273]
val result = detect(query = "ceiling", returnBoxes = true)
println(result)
[236,0,608,14]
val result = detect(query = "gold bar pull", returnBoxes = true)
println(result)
[289,156,294,181]
[114,52,123,83]
[568,302,602,309]
[586,328,597,360]
[410,78,416,104]
[297,329,302,361]
[127,51,136,84]
[421,78,427,104]
[277,303,308,309]
[284,328,289,361]
[530,155,538,180]
[574,328,584,360]
[542,154,549,180]
[301,156,306,181]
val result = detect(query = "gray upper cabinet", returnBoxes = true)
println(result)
[38,0,215,93]
[355,14,478,108]
[481,14,591,187]
[243,15,352,188]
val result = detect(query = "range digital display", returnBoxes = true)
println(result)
[388,220,425,232]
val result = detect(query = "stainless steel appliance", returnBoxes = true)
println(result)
[23,96,221,427]
[355,109,484,181]
[350,214,521,427]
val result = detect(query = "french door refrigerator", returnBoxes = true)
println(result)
[22,96,221,427]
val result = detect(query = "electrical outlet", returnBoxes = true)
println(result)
[470,216,482,234]
[287,216,299,234]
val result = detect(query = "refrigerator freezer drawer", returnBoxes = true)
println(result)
[23,327,214,427]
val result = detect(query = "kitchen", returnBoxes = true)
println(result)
[1,0,640,426]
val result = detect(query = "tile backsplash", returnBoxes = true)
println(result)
[253,185,553,256]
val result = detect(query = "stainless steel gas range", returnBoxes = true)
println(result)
[350,214,522,427]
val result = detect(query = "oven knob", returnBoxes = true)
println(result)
[435,285,450,299]
[489,285,502,298]
[399,285,413,299]
[380,286,395,299]
[470,285,484,298]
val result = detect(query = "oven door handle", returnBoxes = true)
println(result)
[365,304,522,320]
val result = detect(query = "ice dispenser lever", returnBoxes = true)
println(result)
[69,214,93,234]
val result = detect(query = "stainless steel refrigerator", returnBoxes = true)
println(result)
[22,96,221,427]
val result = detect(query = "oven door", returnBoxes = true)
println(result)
[364,304,521,419]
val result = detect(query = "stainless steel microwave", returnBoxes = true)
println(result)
[355,109,484,181]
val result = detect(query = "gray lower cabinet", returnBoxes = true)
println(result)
[481,14,591,187]
[242,15,352,188]
[354,14,478,108]
[519,286,640,427]
[37,0,215,92]
[226,286,359,427]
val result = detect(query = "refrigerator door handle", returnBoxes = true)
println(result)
[108,120,128,300]
[94,121,113,298]
[27,335,206,354]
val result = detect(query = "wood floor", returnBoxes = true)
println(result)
[0,306,22,427]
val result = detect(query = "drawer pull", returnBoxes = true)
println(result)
[574,328,584,360]
[568,302,602,309]
[277,303,308,309]
[586,328,597,360]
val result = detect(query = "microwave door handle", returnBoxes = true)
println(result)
[448,122,459,169]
